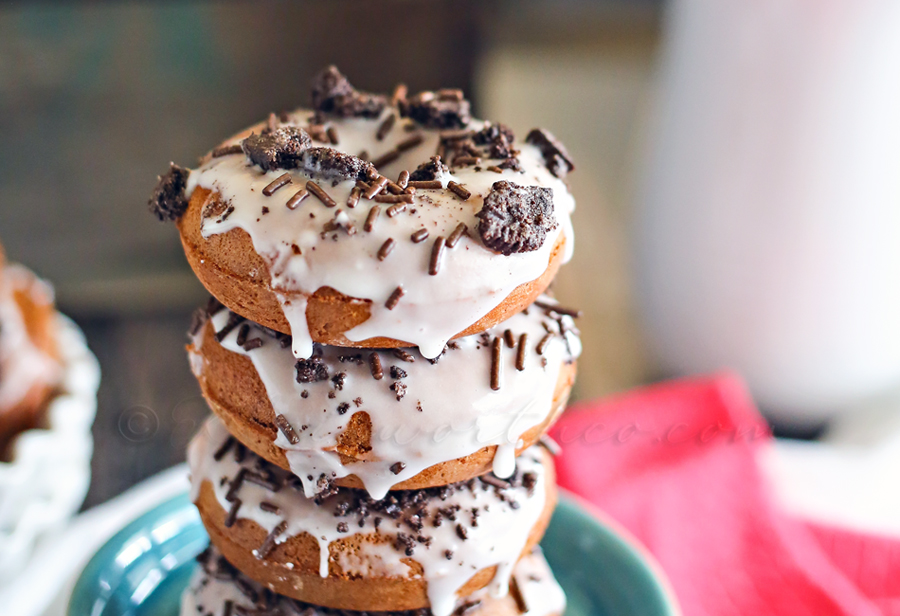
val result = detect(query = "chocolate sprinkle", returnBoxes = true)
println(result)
[286,188,309,210]
[376,114,396,141]
[490,336,502,391]
[396,133,424,152]
[407,180,442,189]
[526,128,575,178]
[206,296,224,316]
[510,578,530,615]
[504,329,516,348]
[411,228,429,243]
[369,352,384,380]
[533,299,583,318]
[259,501,281,515]
[306,180,337,207]
[242,127,311,172]
[371,149,400,169]
[364,205,381,232]
[189,308,206,337]
[149,163,190,222]
[262,173,292,196]
[385,202,408,217]
[224,498,242,528]
[446,222,467,248]
[275,414,300,445]
[481,474,511,490]
[447,181,470,201]
[376,194,414,205]
[327,126,339,145]
[215,313,244,342]
[385,286,405,310]
[397,169,410,189]
[256,520,288,559]
[429,236,446,275]
[536,332,553,355]
[346,186,362,209]
[516,333,528,371]
[364,175,390,199]
[390,462,406,475]
[241,336,263,352]
[377,238,395,261]
[392,349,416,363]
[213,436,235,461]
[476,181,557,255]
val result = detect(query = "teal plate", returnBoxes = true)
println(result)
[68,492,679,616]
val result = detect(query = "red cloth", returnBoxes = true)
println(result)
[550,373,900,616]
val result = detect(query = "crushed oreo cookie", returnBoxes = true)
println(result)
[525,128,574,178]
[298,147,375,184]
[310,66,387,119]
[409,155,449,181]
[473,123,516,159]
[401,90,471,129]
[476,181,557,255]
[295,356,329,383]
[242,126,311,172]
[149,163,190,222]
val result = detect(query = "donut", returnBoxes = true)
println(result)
[154,67,577,360]
[187,296,580,498]
[189,417,557,615]
[182,545,566,616]
[0,262,62,454]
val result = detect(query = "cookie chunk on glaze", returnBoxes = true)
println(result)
[476,181,557,256]
[299,147,374,184]
[409,155,449,181]
[149,163,190,222]
[525,129,574,179]
[310,66,387,119]
[401,90,471,129]
[242,127,312,172]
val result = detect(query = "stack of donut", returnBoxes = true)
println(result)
[151,66,581,616]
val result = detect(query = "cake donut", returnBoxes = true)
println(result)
[189,417,557,616]
[183,545,566,616]
[0,256,62,453]
[187,296,579,498]
[152,66,577,360]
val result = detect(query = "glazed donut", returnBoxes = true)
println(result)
[183,545,566,616]
[0,262,62,453]
[189,417,557,615]
[155,67,576,360]
[187,296,579,498]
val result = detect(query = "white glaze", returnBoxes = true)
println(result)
[181,546,565,616]
[186,109,576,360]
[192,297,579,499]
[188,417,551,616]
[0,265,61,412]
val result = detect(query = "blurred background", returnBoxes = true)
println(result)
[2,0,899,509]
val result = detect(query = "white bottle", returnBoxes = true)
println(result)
[635,0,900,426]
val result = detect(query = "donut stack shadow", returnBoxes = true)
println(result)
[152,66,580,616]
